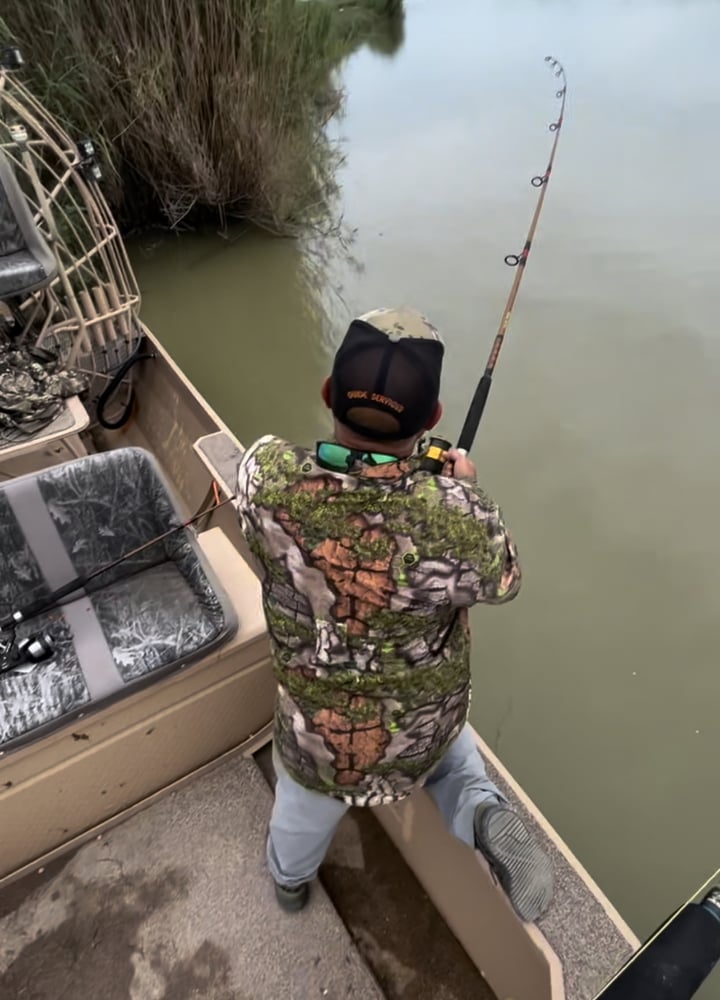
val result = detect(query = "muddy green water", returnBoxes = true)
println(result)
[130,0,720,984]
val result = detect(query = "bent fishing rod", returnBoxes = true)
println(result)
[1,55,567,665]
[0,491,236,673]
[421,55,568,473]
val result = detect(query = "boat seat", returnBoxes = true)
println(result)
[0,446,238,751]
[0,149,58,300]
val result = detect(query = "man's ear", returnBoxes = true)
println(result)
[426,400,443,430]
[321,376,332,409]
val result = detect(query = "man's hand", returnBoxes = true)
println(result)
[443,447,477,483]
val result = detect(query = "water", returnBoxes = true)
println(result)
[130,0,720,988]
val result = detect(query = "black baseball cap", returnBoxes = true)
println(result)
[330,307,445,441]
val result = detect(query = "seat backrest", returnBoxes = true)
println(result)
[0,489,51,620]
[0,163,25,257]
[0,148,57,280]
[30,447,184,586]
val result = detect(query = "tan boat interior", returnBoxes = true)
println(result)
[0,59,640,1000]
[0,330,640,1000]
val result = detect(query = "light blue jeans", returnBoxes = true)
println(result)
[266,724,506,888]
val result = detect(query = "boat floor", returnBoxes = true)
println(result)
[255,746,496,1000]
[0,745,496,1000]
[0,754,384,1000]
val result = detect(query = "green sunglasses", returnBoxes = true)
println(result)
[315,441,399,472]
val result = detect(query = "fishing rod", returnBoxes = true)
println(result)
[1,56,568,658]
[593,868,720,999]
[0,491,235,673]
[420,55,567,473]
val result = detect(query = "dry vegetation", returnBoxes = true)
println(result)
[0,0,404,235]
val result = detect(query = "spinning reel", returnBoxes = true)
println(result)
[0,613,56,675]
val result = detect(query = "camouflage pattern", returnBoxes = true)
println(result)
[356,306,445,344]
[0,342,87,443]
[235,434,521,807]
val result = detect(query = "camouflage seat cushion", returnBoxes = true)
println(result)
[0,447,237,750]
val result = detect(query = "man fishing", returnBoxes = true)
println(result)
[235,306,554,923]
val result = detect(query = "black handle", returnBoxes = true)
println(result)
[456,374,492,453]
[595,895,720,999]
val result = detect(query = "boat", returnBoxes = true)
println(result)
[0,49,641,1000]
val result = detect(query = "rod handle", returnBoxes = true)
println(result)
[595,895,720,999]
[457,374,492,453]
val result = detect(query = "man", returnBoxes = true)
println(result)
[234,307,553,923]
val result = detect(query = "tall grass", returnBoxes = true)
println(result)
[0,0,402,236]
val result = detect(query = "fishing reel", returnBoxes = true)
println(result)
[0,618,56,675]
[419,436,452,475]
[17,632,56,662]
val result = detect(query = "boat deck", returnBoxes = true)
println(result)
[256,746,497,1000]
[0,732,639,1000]
[0,754,385,1000]
[0,744,508,1000]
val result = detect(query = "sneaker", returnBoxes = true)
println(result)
[473,802,554,923]
[274,880,310,913]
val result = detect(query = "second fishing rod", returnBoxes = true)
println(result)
[420,55,568,474]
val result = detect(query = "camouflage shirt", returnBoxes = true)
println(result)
[235,435,521,807]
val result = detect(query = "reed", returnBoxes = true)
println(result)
[0,0,402,235]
